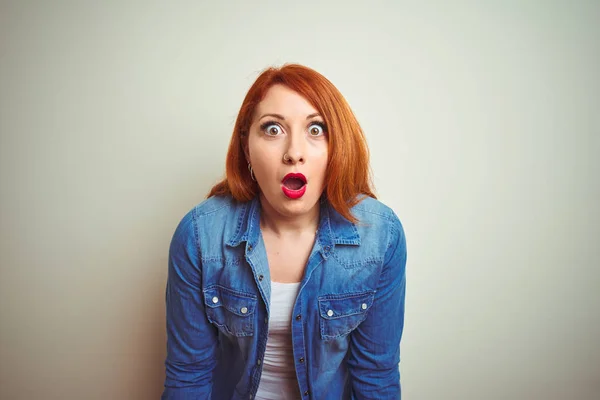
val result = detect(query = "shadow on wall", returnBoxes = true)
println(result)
[116,272,168,399]
[121,172,220,399]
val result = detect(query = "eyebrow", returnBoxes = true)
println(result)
[259,113,322,120]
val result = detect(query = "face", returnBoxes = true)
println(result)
[245,84,328,219]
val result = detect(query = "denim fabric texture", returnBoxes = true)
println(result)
[162,194,407,399]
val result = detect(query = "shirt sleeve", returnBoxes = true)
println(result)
[162,209,218,399]
[348,213,407,399]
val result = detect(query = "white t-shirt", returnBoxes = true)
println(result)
[255,281,302,400]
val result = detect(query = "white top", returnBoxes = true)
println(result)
[255,281,302,400]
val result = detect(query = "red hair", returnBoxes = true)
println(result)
[207,64,375,223]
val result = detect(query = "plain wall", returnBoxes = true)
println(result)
[1,1,598,399]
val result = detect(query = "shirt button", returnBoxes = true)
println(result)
[257,359,261,365]
[327,309,334,317]
[241,307,248,314]
[361,303,367,310]
[258,274,264,281]
[264,317,268,324]
[304,390,309,396]
[212,297,219,304]
[299,357,304,363]
[324,245,330,252]
[248,245,253,252]
[296,314,302,321]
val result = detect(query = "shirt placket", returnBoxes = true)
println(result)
[244,235,271,399]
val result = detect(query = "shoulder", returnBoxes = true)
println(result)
[172,195,241,241]
[352,197,407,271]
[352,196,403,229]
[352,196,406,252]
[172,195,252,258]
[181,194,245,226]
[193,194,237,217]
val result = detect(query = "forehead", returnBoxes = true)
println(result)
[254,84,318,117]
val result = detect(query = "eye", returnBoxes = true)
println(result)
[308,122,326,137]
[260,122,283,136]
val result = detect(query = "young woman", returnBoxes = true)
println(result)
[162,64,407,399]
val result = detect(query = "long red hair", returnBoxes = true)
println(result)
[207,64,375,223]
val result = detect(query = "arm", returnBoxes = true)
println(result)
[162,209,218,399]
[348,214,407,399]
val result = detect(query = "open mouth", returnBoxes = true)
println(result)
[281,173,307,199]
[283,177,305,190]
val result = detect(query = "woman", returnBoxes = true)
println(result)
[162,64,407,399]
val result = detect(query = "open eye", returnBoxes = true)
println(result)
[308,122,326,137]
[261,123,283,136]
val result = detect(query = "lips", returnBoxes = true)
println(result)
[281,173,307,199]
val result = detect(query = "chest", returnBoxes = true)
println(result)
[261,233,315,283]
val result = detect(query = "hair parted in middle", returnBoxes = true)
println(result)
[208,63,376,223]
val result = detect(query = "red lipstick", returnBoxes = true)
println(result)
[281,173,307,199]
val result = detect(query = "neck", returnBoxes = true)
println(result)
[258,194,320,237]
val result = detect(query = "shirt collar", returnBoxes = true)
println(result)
[226,196,360,250]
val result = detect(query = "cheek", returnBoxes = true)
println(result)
[312,151,329,182]
[249,144,278,174]
[315,143,329,163]
[248,138,266,163]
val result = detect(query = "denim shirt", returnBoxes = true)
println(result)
[162,194,407,399]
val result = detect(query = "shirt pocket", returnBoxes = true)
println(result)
[203,285,257,337]
[318,290,376,339]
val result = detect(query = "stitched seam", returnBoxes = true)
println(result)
[320,309,369,319]
[334,239,360,245]
[318,292,375,319]
[204,284,258,300]
[331,252,383,269]
[319,313,370,339]
[354,208,395,221]
[195,201,231,217]
[191,206,203,264]
[200,256,242,266]
[204,299,256,316]
[206,317,254,337]
[385,215,398,251]
[229,201,249,245]
[318,290,375,301]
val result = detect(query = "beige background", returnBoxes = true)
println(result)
[1,1,598,399]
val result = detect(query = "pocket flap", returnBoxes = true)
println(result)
[203,285,257,317]
[318,291,375,320]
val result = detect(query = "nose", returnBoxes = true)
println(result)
[283,133,305,165]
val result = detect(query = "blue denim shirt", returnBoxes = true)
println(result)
[162,194,407,399]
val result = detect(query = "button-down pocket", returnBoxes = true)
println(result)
[318,290,375,339]
[203,285,257,337]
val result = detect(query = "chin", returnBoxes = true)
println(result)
[262,191,319,216]
[283,200,317,214]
